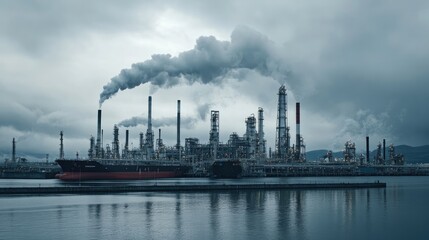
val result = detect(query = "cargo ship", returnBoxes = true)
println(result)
[210,160,243,178]
[55,159,190,180]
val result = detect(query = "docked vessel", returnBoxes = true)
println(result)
[210,160,243,178]
[56,159,190,180]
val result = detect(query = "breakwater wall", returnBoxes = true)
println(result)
[0,182,386,195]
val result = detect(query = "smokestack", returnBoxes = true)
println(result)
[383,139,386,163]
[296,102,301,160]
[177,100,181,150]
[125,130,129,150]
[12,138,16,162]
[59,131,64,159]
[101,129,104,158]
[145,96,154,159]
[96,109,102,158]
[258,107,265,158]
[366,136,370,164]
[148,96,152,131]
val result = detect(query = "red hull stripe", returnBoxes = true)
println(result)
[56,171,179,180]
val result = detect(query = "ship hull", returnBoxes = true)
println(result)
[56,159,189,181]
[211,160,243,178]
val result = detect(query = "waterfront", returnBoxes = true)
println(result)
[1,176,428,240]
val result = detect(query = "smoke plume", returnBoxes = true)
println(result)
[118,116,197,129]
[333,110,394,150]
[99,26,289,106]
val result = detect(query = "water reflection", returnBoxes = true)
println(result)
[276,190,306,240]
[209,193,220,239]
[175,193,182,238]
[295,191,305,238]
[2,177,426,240]
[277,190,292,239]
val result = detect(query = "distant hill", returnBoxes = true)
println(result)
[307,145,429,163]
[394,145,429,164]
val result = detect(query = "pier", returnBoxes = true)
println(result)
[0,182,386,195]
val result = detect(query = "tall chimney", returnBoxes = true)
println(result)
[258,107,265,158]
[148,96,152,131]
[177,100,181,149]
[366,136,370,164]
[383,139,386,163]
[125,130,129,150]
[145,96,154,159]
[96,109,102,158]
[60,131,64,159]
[12,138,16,162]
[296,102,301,161]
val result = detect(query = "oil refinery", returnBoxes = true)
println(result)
[3,85,428,180]
[53,85,429,180]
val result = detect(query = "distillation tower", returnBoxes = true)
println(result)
[275,85,290,161]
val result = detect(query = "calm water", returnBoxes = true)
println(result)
[0,176,428,240]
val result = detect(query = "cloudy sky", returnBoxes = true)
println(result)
[1,0,428,160]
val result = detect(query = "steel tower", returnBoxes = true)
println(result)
[275,85,290,160]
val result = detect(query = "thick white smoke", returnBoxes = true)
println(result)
[99,26,290,106]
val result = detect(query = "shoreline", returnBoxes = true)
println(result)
[0,182,386,195]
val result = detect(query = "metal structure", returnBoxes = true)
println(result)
[96,109,102,158]
[389,144,405,165]
[375,142,383,165]
[122,129,129,159]
[145,96,154,160]
[112,125,120,159]
[257,107,266,159]
[12,138,16,162]
[343,140,356,163]
[366,136,370,164]
[383,139,386,162]
[59,131,64,160]
[88,136,95,159]
[177,100,181,162]
[209,110,220,160]
[139,132,144,150]
[77,86,407,179]
[245,114,257,158]
[177,100,181,150]
[275,85,290,160]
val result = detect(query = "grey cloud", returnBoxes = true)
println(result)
[164,1,429,147]
[2,0,429,155]
[0,1,157,55]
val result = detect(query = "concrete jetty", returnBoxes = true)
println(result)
[0,182,386,195]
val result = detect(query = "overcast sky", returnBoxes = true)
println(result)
[1,0,428,160]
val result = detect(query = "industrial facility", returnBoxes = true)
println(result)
[4,85,422,180]
[54,84,418,179]
[85,86,307,164]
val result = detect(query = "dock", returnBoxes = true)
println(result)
[0,182,386,195]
